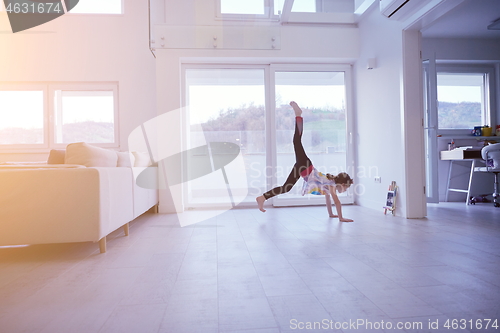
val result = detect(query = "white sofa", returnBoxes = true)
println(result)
[0,143,158,253]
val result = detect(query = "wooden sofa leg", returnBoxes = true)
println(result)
[124,223,130,236]
[99,237,107,253]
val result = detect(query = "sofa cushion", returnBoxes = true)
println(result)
[47,149,66,164]
[132,151,152,167]
[117,151,134,167]
[65,142,118,167]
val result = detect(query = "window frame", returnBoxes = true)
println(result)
[435,64,496,136]
[0,82,120,152]
[180,62,355,209]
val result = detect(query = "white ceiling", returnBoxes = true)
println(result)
[421,0,500,39]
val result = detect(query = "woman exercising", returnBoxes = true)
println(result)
[256,101,354,222]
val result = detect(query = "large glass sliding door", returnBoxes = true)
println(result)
[272,67,353,206]
[183,64,353,208]
[184,67,267,207]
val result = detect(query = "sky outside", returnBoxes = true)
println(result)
[0,91,114,129]
[437,86,482,104]
[221,0,316,14]
[188,85,346,124]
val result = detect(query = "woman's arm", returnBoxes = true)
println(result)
[328,186,353,222]
[325,194,337,217]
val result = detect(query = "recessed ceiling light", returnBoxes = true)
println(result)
[487,18,500,30]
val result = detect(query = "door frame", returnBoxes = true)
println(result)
[180,62,355,208]
[423,57,440,203]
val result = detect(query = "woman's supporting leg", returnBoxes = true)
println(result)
[257,166,301,212]
[262,165,302,200]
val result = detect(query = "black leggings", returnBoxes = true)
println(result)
[263,117,312,200]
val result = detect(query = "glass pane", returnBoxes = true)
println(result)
[54,90,115,143]
[186,69,266,206]
[291,0,354,13]
[275,71,347,199]
[291,0,316,12]
[437,73,484,129]
[70,0,122,14]
[274,0,283,15]
[423,66,436,202]
[0,91,44,144]
[220,0,265,14]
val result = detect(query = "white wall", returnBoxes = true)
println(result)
[0,0,156,161]
[423,38,500,61]
[354,4,411,216]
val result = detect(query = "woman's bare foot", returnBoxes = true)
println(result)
[290,101,302,117]
[256,195,266,212]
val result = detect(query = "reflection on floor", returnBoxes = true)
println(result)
[0,203,499,332]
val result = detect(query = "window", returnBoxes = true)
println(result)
[291,0,355,13]
[221,0,266,14]
[53,89,116,144]
[218,0,278,19]
[185,68,265,206]
[0,83,119,149]
[433,66,496,134]
[0,89,45,145]
[69,0,123,14]
[290,0,317,12]
[274,70,349,203]
[217,0,326,17]
[437,73,487,129]
[218,0,356,22]
[183,64,354,208]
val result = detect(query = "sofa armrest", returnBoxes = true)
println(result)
[131,167,159,218]
[90,167,134,236]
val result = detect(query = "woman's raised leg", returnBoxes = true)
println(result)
[256,102,311,212]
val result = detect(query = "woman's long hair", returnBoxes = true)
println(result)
[326,172,353,186]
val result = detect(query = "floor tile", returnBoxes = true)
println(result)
[1,204,499,332]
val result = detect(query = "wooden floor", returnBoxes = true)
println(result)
[0,203,499,333]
